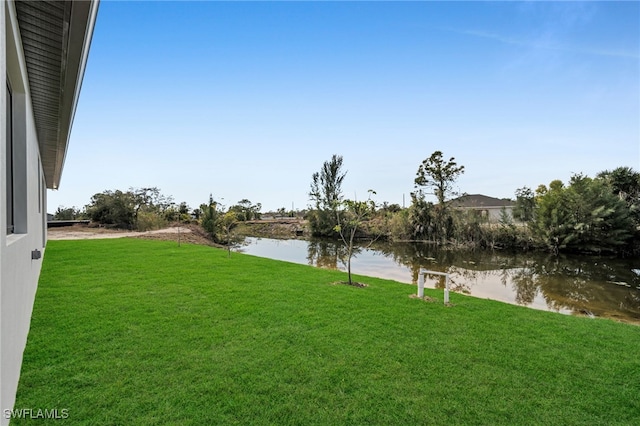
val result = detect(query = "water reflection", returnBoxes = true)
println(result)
[238,237,640,323]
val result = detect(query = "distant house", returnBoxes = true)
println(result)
[1,1,98,422]
[450,194,514,223]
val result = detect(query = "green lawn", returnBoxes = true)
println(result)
[13,239,640,425]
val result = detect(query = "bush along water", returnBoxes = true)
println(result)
[309,181,637,256]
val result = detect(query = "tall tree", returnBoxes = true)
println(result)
[412,151,464,243]
[597,166,640,203]
[229,199,262,221]
[597,166,640,233]
[414,151,465,205]
[309,154,346,210]
[131,187,172,220]
[513,186,536,222]
[308,154,347,236]
[86,190,136,229]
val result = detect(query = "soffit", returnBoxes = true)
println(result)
[14,0,98,189]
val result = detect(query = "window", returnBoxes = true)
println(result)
[5,81,13,234]
[37,161,41,213]
[39,162,46,246]
[5,8,27,236]
[42,176,46,247]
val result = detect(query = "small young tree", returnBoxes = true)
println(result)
[220,211,239,257]
[334,190,379,286]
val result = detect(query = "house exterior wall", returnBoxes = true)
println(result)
[486,206,513,223]
[459,206,514,223]
[1,3,48,423]
[450,195,515,224]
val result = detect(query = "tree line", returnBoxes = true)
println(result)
[307,152,640,256]
[54,154,639,257]
[54,187,262,242]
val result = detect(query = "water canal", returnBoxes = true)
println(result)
[237,237,640,324]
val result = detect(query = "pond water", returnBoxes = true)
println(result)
[236,237,640,324]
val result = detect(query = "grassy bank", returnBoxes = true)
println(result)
[14,239,640,425]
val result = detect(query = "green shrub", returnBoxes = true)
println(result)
[136,211,167,231]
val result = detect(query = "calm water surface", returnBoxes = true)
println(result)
[237,237,640,324]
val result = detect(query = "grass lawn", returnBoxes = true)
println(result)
[13,239,640,425]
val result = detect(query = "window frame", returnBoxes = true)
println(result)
[5,79,14,235]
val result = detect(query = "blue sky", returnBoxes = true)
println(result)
[51,1,639,213]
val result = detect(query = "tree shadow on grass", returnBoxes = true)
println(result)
[331,281,369,288]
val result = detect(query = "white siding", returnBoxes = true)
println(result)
[0,3,47,423]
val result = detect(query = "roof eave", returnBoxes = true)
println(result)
[51,0,99,189]
[14,0,99,189]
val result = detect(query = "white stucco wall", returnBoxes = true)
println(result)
[1,3,47,424]
[486,206,513,223]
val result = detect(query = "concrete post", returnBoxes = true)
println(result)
[444,274,450,304]
[418,269,451,305]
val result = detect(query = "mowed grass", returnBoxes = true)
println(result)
[14,239,640,425]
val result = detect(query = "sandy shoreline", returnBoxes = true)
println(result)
[47,226,193,240]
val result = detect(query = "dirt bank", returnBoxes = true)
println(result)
[236,219,308,239]
[47,224,216,246]
[48,220,309,245]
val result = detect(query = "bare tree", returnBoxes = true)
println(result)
[334,191,380,286]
